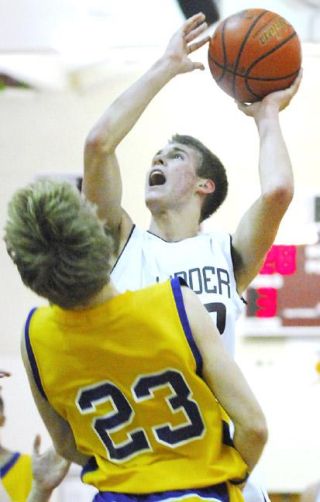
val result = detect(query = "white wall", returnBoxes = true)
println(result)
[0,42,320,496]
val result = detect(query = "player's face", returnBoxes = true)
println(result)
[145,143,201,212]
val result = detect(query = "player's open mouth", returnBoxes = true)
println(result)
[149,170,166,186]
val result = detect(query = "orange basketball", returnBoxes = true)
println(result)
[208,8,302,103]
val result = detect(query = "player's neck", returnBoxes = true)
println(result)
[149,209,200,241]
[74,282,119,310]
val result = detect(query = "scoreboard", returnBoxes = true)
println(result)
[244,241,320,336]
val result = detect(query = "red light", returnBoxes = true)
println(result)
[260,245,296,276]
[256,288,277,317]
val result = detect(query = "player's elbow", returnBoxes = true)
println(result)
[246,412,268,449]
[85,124,115,157]
[264,184,294,212]
[233,409,268,472]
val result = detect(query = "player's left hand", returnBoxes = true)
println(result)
[163,12,210,75]
[31,435,71,493]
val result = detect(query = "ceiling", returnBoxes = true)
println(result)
[0,0,320,91]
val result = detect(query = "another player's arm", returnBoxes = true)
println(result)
[27,436,70,502]
[232,72,302,294]
[83,13,209,247]
[21,335,90,467]
[181,286,268,472]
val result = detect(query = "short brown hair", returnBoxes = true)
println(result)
[5,179,114,309]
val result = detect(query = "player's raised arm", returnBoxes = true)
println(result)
[232,71,302,294]
[83,13,210,245]
[181,285,268,473]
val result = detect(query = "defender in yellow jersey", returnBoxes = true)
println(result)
[5,180,268,502]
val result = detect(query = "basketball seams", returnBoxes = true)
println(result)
[218,19,229,83]
[208,8,301,102]
[243,82,260,101]
[208,59,299,81]
[251,14,286,42]
[207,20,226,83]
[230,10,269,99]
[244,32,300,77]
[243,69,299,102]
[246,69,299,82]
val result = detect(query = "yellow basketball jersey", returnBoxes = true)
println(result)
[25,278,247,494]
[0,452,32,501]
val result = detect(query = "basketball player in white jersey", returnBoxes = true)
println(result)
[83,12,301,502]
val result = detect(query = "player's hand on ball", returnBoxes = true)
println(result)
[236,68,302,117]
[262,68,303,111]
[164,12,210,75]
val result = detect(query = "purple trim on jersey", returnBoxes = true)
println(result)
[222,420,234,447]
[93,483,230,502]
[24,307,47,400]
[170,277,203,376]
[111,224,136,273]
[81,456,98,480]
[0,452,20,478]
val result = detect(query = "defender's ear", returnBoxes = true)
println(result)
[196,179,215,194]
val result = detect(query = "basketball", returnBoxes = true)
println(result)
[208,8,302,103]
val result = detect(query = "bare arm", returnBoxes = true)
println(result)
[21,335,90,467]
[181,286,268,472]
[83,13,210,246]
[232,72,302,294]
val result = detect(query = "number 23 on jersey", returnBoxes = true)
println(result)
[76,368,205,463]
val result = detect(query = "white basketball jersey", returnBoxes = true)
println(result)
[111,226,245,355]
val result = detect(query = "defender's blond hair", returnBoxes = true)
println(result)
[5,179,113,309]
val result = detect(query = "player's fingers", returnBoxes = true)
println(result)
[236,101,248,112]
[279,68,303,101]
[184,22,208,43]
[33,434,41,455]
[291,68,303,92]
[187,36,210,54]
[277,70,302,109]
[192,62,205,71]
[296,67,303,81]
[236,101,256,116]
[183,12,206,35]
